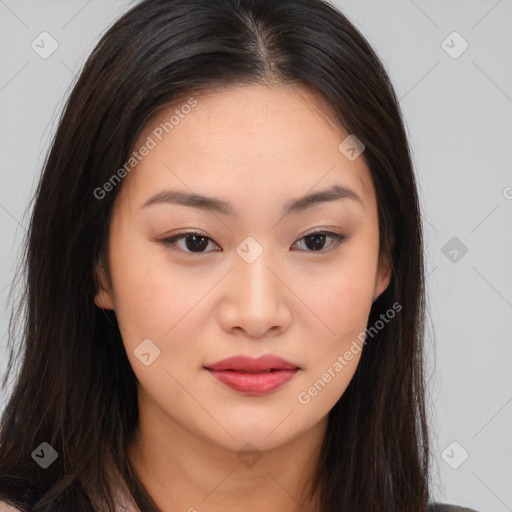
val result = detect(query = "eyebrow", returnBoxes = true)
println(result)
[139,183,362,217]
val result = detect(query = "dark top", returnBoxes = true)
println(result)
[0,500,480,511]
[428,505,479,512]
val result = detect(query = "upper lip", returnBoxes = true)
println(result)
[204,354,300,372]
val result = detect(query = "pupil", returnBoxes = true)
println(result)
[186,234,209,252]
[305,233,326,251]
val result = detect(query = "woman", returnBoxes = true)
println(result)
[0,0,479,510]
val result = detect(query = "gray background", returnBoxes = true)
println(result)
[1,1,511,510]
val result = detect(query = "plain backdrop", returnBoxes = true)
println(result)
[0,1,511,510]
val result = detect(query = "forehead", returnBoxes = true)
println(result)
[119,83,373,212]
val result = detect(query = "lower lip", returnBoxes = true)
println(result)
[206,369,298,395]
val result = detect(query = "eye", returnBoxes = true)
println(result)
[160,232,220,254]
[160,229,347,255]
[291,230,347,253]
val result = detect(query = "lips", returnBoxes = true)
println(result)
[204,354,300,372]
[204,355,301,395]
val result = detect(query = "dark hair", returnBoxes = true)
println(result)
[0,0,431,510]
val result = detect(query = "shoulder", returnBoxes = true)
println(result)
[0,499,481,512]
[428,503,480,512]
[0,501,22,512]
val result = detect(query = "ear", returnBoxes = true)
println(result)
[93,265,115,310]
[372,233,393,303]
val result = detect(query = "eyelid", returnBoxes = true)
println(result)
[160,230,220,255]
[159,228,347,255]
[291,229,347,253]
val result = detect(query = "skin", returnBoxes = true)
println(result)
[94,83,391,512]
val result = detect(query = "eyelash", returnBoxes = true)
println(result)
[160,229,347,256]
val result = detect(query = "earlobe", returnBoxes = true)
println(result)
[93,266,115,310]
[94,289,115,310]
[372,259,392,303]
[372,234,394,303]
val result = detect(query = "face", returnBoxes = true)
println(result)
[94,83,391,453]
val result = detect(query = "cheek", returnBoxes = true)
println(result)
[301,277,369,377]
[292,254,376,341]
[329,231,380,331]
[295,280,365,412]
[107,232,212,378]
[292,237,377,385]
[106,227,178,347]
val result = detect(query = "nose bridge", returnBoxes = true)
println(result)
[233,235,279,307]
[217,235,293,338]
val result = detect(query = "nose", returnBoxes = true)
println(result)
[217,244,292,339]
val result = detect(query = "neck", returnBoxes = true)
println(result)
[125,391,326,512]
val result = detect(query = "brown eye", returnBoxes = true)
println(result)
[160,230,347,256]
[161,232,220,254]
[292,231,347,253]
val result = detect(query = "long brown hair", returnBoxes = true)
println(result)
[0,0,431,510]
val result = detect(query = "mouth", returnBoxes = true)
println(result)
[204,354,301,395]
[204,354,300,372]
[205,368,299,395]
[203,366,294,373]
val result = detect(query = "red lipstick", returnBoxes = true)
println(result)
[204,355,300,396]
